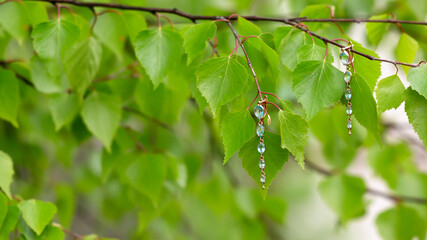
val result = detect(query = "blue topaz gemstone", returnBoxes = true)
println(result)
[260,175,266,184]
[346,106,353,115]
[257,143,265,154]
[256,124,264,137]
[347,121,352,129]
[259,160,265,169]
[344,70,352,83]
[345,90,352,100]
[254,105,264,119]
[340,51,350,65]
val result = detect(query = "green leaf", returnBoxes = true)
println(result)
[376,206,425,240]
[351,74,380,142]
[18,199,57,236]
[396,33,419,73]
[318,174,366,221]
[48,93,80,131]
[31,19,80,80]
[292,60,345,119]
[353,44,381,91]
[64,37,102,95]
[126,154,167,203]
[404,88,427,149]
[0,205,19,239]
[196,57,249,117]
[0,69,20,127]
[184,22,216,65]
[221,110,255,164]
[278,108,308,168]
[0,151,13,199]
[81,92,122,152]
[237,17,261,36]
[239,132,289,197]
[296,44,332,63]
[0,2,30,41]
[55,185,75,228]
[122,11,147,43]
[135,28,184,88]
[366,14,390,46]
[407,64,427,99]
[299,5,331,31]
[275,27,306,70]
[93,13,127,58]
[0,193,7,229]
[23,2,49,28]
[375,75,405,113]
[40,225,65,240]
[29,55,68,94]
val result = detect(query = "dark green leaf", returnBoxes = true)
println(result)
[0,69,19,127]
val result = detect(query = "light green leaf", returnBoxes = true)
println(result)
[318,174,365,221]
[396,33,419,73]
[296,44,332,63]
[23,2,49,28]
[353,43,381,91]
[237,16,261,36]
[64,37,102,95]
[81,92,122,152]
[126,154,167,203]
[0,69,19,127]
[239,132,289,197]
[376,206,425,240]
[299,4,331,31]
[29,55,68,94]
[0,193,7,229]
[221,110,255,164]
[366,14,390,46]
[278,107,308,168]
[404,88,427,149]
[0,205,19,239]
[184,22,216,65]
[407,64,427,99]
[122,11,147,43]
[292,60,345,119]
[375,75,405,113]
[196,57,249,117]
[0,2,30,41]
[275,27,306,70]
[93,12,127,58]
[0,151,13,199]
[49,93,80,131]
[135,28,184,88]
[351,74,380,142]
[18,199,57,236]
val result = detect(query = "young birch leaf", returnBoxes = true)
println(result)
[135,28,184,88]
[396,33,419,73]
[237,16,261,36]
[353,44,381,91]
[278,108,308,168]
[126,154,167,203]
[18,199,57,236]
[0,69,19,127]
[122,12,147,43]
[292,60,345,119]
[375,75,405,113]
[93,13,127,58]
[275,27,306,70]
[296,44,332,63]
[29,55,68,94]
[318,174,366,221]
[64,37,102,96]
[351,74,380,142]
[48,93,80,131]
[184,22,216,65]
[366,14,389,46]
[0,205,19,239]
[299,4,331,31]
[0,151,13,199]
[196,57,249,117]
[239,132,289,198]
[81,92,122,152]
[0,2,30,42]
[405,88,427,149]
[376,206,425,240]
[407,64,427,99]
[0,193,6,228]
[221,110,255,164]
[23,2,49,28]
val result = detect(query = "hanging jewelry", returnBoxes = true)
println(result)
[339,42,354,135]
[254,98,267,189]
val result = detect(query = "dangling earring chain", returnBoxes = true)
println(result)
[340,43,354,135]
[254,98,267,189]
